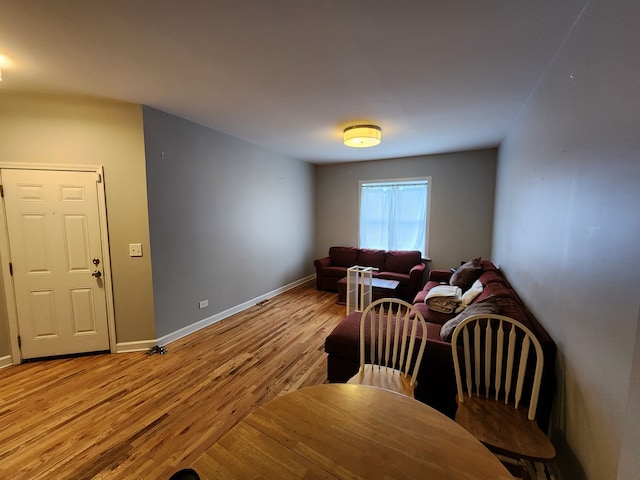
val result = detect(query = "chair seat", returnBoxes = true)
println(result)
[455,396,556,461]
[346,365,416,398]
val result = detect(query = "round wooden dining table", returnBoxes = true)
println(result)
[192,383,512,479]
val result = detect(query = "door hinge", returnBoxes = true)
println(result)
[17,336,21,348]
[96,172,102,183]
[9,262,12,276]
[0,185,4,197]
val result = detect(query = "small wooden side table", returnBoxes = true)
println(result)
[336,276,400,305]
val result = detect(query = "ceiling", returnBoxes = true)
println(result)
[0,0,587,164]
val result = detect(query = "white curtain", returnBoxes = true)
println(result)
[359,181,427,256]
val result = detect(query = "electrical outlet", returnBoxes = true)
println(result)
[199,299,208,309]
[129,243,143,257]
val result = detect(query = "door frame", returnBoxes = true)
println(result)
[0,163,117,364]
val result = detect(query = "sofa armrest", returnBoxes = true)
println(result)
[314,256,334,290]
[407,262,427,297]
[410,262,426,276]
[429,269,453,283]
[313,256,332,270]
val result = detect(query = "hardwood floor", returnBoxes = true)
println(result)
[0,281,345,479]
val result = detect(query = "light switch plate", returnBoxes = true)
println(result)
[129,243,143,257]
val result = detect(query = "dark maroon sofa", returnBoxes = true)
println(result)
[324,260,557,430]
[314,246,427,301]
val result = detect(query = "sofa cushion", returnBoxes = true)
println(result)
[412,301,454,326]
[495,297,529,327]
[450,257,483,291]
[329,246,358,267]
[385,250,422,274]
[475,283,512,303]
[376,271,409,285]
[425,322,445,341]
[325,310,426,362]
[325,311,362,359]
[478,270,503,286]
[480,260,498,271]
[439,299,500,342]
[357,249,386,270]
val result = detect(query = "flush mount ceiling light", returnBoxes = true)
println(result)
[343,124,382,148]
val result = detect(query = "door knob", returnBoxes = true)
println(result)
[92,270,102,278]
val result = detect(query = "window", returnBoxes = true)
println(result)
[359,178,429,257]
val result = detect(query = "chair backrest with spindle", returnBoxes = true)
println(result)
[450,314,544,420]
[359,298,427,386]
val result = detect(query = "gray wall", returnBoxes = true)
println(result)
[143,107,315,337]
[493,0,640,478]
[315,149,497,271]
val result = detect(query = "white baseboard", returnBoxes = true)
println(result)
[156,275,315,346]
[0,355,13,370]
[115,339,158,353]
[116,275,315,352]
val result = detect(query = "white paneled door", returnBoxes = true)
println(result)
[2,169,110,359]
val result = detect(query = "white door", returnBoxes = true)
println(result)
[2,169,110,359]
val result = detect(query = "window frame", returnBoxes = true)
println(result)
[357,176,431,258]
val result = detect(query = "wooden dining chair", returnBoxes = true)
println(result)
[346,298,427,398]
[450,314,556,478]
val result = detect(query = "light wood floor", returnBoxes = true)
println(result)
[0,281,345,479]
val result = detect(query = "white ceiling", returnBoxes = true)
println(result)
[0,0,587,164]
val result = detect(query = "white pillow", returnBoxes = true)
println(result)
[454,279,483,313]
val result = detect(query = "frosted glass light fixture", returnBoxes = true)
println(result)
[343,125,381,148]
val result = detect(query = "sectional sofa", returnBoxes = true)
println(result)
[324,259,557,430]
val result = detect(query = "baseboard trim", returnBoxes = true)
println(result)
[115,339,158,353]
[116,275,316,353]
[0,355,13,370]
[156,275,315,347]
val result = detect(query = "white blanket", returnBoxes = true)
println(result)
[455,279,484,313]
[425,285,462,314]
